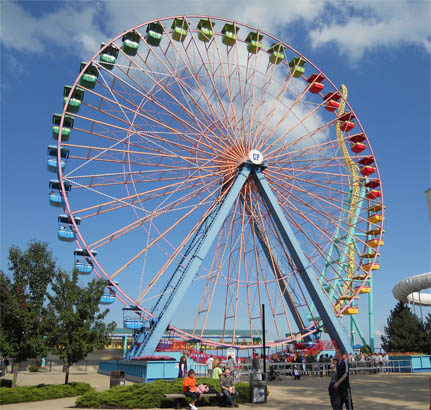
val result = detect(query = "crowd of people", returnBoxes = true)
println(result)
[268,350,391,376]
[179,353,241,410]
[178,349,393,410]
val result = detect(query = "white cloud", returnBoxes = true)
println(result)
[0,1,105,57]
[1,0,429,62]
[309,1,431,61]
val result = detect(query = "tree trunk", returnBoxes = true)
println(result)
[64,363,70,384]
[12,361,19,388]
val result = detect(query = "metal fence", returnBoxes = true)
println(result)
[262,359,412,378]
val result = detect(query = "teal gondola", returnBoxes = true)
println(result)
[99,43,119,70]
[52,114,74,141]
[79,62,99,89]
[122,31,140,56]
[146,22,163,47]
[63,86,84,114]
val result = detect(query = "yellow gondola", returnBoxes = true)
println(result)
[368,214,383,224]
[362,263,380,272]
[366,239,384,248]
[354,285,371,294]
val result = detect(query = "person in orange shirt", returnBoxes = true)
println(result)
[183,369,200,410]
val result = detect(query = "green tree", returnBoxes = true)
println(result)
[360,345,371,354]
[46,269,116,384]
[381,301,428,353]
[0,241,56,386]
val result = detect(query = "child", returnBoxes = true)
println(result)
[293,365,301,380]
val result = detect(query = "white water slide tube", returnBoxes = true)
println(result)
[392,272,431,306]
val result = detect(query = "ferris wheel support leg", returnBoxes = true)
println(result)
[351,316,367,347]
[251,167,353,353]
[368,276,374,352]
[127,164,252,359]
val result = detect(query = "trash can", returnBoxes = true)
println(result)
[249,372,267,404]
[110,370,126,388]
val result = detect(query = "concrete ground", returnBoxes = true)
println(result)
[1,370,430,410]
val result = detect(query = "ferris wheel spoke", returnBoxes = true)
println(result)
[247,64,279,151]
[252,71,297,149]
[130,29,234,154]
[270,177,361,243]
[248,193,297,336]
[82,89,217,158]
[270,186,363,283]
[267,167,363,204]
[262,95,339,156]
[86,178,220,251]
[158,29,238,152]
[115,181,226,284]
[71,170,219,220]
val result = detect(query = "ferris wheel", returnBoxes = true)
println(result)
[48,15,384,357]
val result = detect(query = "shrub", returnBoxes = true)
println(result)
[0,382,93,405]
[76,377,251,409]
[28,365,40,372]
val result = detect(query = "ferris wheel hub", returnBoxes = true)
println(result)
[248,150,263,165]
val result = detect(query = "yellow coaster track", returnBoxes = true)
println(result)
[336,84,361,297]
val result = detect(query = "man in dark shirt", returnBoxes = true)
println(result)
[331,349,353,409]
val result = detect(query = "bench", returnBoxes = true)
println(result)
[164,393,219,409]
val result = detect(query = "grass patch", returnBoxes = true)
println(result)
[76,378,250,408]
[0,382,93,405]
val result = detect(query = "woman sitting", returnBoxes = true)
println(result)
[183,369,200,410]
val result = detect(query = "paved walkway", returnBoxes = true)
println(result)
[1,370,430,409]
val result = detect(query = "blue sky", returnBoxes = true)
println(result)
[1,0,430,348]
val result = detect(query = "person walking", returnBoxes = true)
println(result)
[178,352,188,378]
[206,355,214,378]
[329,349,354,409]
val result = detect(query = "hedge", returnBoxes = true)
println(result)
[0,382,93,405]
[76,378,251,408]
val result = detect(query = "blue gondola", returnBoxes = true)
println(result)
[49,179,71,207]
[100,281,117,304]
[47,145,69,173]
[74,248,97,274]
[58,214,80,242]
[123,305,144,330]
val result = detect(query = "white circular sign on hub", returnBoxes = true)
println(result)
[248,150,263,165]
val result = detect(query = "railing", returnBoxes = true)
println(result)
[241,359,413,378]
